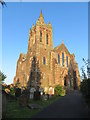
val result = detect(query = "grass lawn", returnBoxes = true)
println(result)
[5,95,60,118]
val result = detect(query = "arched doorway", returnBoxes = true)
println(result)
[64,78,67,86]
[64,76,68,87]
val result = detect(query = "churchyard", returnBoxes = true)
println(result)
[5,95,59,118]
[2,82,65,119]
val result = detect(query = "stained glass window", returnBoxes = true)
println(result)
[58,54,60,64]
[66,56,68,67]
[43,57,46,65]
[40,31,42,42]
[62,52,64,66]
[46,34,48,44]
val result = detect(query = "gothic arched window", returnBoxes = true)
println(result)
[58,54,60,64]
[40,31,42,42]
[62,52,64,66]
[66,56,68,67]
[43,57,46,65]
[46,34,48,44]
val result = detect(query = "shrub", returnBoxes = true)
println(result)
[10,87,15,96]
[15,88,21,98]
[54,85,65,96]
[80,78,90,99]
[0,71,6,84]
[2,90,8,118]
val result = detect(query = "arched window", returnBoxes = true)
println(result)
[43,57,46,65]
[66,56,68,67]
[58,54,60,64]
[62,52,64,66]
[46,34,48,44]
[40,31,42,42]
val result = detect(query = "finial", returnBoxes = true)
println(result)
[32,24,34,29]
[40,8,43,17]
[39,8,44,23]
[48,21,51,24]
[41,8,42,14]
[62,39,64,44]
[29,28,32,34]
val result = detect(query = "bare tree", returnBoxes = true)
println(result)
[0,0,7,7]
[81,58,90,79]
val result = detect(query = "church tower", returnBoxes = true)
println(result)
[26,10,54,89]
[28,10,53,52]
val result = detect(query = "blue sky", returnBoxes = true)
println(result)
[88,1,90,78]
[2,2,88,84]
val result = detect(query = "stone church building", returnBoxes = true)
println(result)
[14,10,80,94]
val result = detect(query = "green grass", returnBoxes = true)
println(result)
[5,95,60,118]
[6,101,38,118]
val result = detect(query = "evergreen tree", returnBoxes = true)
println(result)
[0,71,6,84]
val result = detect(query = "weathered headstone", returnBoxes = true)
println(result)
[49,87,54,95]
[43,94,48,101]
[29,87,36,99]
[34,90,40,100]
[27,104,42,109]
[39,88,43,95]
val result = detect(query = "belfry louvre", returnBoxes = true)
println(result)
[14,10,80,94]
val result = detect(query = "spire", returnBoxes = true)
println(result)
[39,9,44,23]
[40,8,43,16]
[62,39,64,44]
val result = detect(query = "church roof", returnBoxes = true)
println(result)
[53,42,70,55]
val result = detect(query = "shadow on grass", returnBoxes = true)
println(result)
[5,96,60,118]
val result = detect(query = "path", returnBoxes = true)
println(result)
[33,90,88,118]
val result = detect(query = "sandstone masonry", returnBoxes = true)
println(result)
[14,10,80,94]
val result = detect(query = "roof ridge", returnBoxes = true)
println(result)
[53,43,70,54]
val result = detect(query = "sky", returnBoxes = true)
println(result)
[88,2,90,79]
[2,2,88,84]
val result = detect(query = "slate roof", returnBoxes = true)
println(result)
[53,43,70,55]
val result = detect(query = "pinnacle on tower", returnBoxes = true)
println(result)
[39,9,44,23]
[29,28,32,35]
[40,8,43,17]
[62,39,64,44]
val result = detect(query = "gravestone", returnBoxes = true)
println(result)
[49,94,53,99]
[34,90,40,100]
[29,87,36,99]
[43,94,48,101]
[49,87,54,95]
[39,88,43,95]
